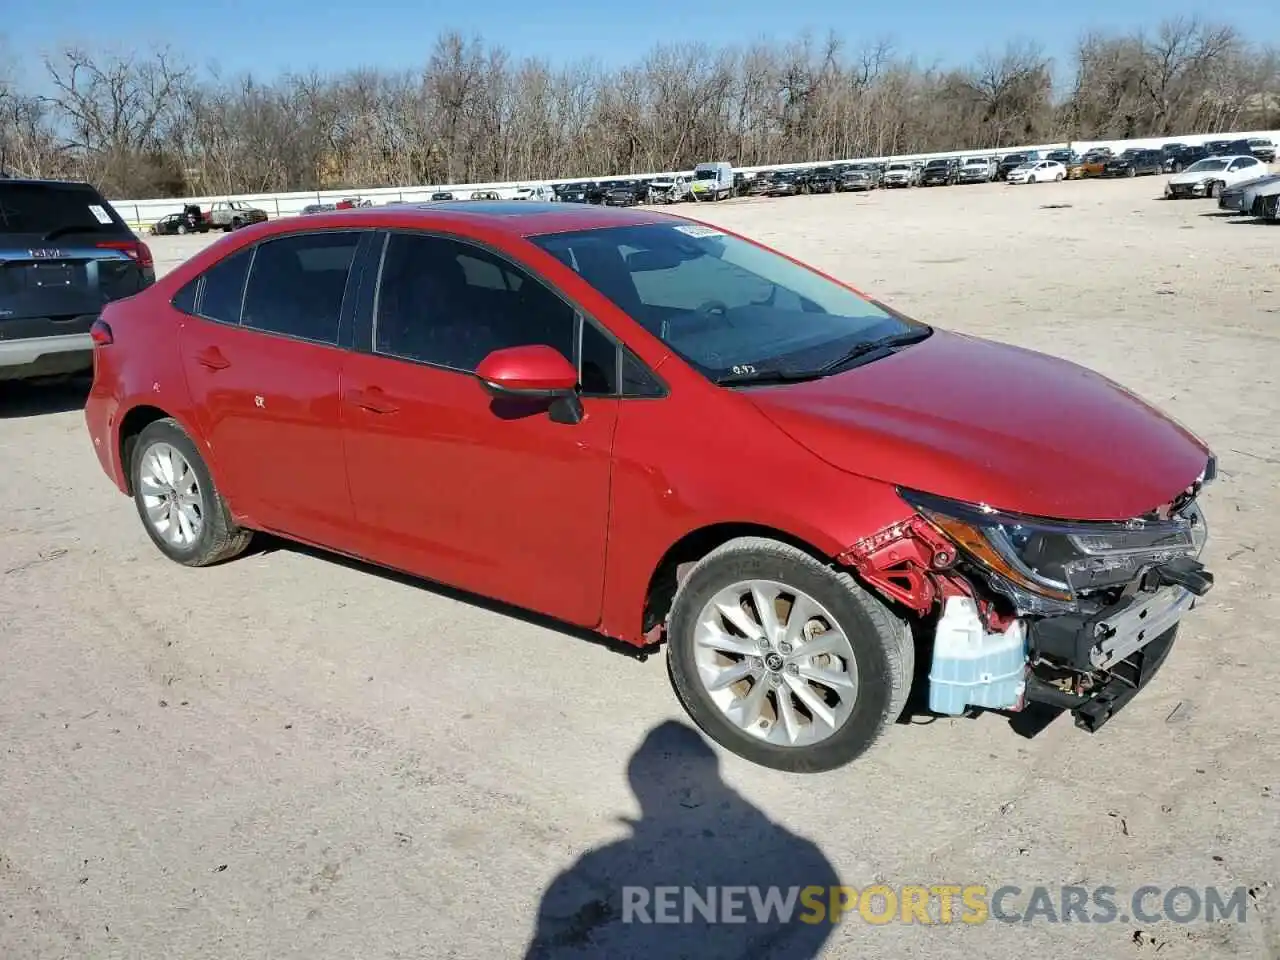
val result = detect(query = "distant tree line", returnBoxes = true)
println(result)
[1,18,1276,199]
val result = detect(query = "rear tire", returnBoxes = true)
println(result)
[666,536,913,773]
[1054,172,1064,181]
[130,418,252,567]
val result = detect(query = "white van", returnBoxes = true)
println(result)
[689,161,735,201]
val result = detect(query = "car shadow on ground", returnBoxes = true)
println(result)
[254,534,656,662]
[0,376,91,419]
[522,719,841,959]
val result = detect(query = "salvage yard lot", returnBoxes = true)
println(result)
[2,176,1277,959]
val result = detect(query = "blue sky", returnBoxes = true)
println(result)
[3,0,1270,87]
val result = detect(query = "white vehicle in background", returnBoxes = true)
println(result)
[688,161,735,201]
[649,174,692,204]
[957,158,996,183]
[1006,160,1067,184]
[513,184,556,201]
[881,162,918,187]
[1164,155,1267,199]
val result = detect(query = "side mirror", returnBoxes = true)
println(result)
[475,345,584,424]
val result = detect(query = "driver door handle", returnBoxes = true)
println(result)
[346,387,399,415]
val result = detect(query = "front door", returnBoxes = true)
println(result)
[179,231,366,546]
[340,231,618,627]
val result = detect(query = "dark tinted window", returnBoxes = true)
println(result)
[374,233,575,372]
[580,320,617,395]
[0,181,127,236]
[621,350,664,397]
[172,279,199,315]
[197,248,252,324]
[241,231,360,344]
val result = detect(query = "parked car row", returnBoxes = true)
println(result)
[143,137,1276,237]
[148,199,270,234]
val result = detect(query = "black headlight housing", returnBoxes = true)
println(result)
[899,480,1211,615]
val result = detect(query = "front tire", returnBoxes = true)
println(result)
[131,418,252,567]
[1208,181,1222,198]
[666,537,913,773]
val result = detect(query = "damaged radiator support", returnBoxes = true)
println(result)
[839,517,1028,715]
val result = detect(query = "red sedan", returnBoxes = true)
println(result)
[84,201,1215,772]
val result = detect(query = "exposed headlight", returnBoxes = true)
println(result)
[899,488,1210,613]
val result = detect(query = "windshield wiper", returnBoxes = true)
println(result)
[817,328,933,374]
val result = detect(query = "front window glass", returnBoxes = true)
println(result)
[529,223,924,383]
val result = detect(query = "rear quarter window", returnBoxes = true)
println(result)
[197,248,253,324]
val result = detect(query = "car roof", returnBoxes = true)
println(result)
[260,200,673,238]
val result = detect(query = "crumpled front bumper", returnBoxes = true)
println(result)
[1023,557,1213,731]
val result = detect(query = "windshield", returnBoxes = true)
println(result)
[693,169,718,180]
[887,164,909,171]
[528,222,922,381]
[1014,162,1036,170]
[1185,159,1229,173]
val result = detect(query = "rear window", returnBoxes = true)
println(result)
[0,181,127,237]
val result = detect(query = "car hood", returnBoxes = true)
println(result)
[744,330,1210,521]
[1169,168,1226,185]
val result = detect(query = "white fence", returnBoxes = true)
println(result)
[108,128,1280,230]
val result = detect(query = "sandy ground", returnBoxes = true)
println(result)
[1,176,1278,960]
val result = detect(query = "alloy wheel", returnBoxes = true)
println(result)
[138,442,205,548]
[692,579,859,748]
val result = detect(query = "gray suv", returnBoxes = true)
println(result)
[0,177,155,381]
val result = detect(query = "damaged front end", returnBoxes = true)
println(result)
[838,458,1216,731]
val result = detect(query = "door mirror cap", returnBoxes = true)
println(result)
[475,345,579,398]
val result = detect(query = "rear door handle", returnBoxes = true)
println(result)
[346,387,399,414]
[195,346,230,371]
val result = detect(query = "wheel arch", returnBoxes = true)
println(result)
[116,404,213,497]
[639,521,834,639]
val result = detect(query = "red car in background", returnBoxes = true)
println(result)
[84,201,1214,772]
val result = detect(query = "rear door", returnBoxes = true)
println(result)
[0,180,152,347]
[179,229,372,546]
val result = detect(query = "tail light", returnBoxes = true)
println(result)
[96,239,155,269]
[90,318,114,346]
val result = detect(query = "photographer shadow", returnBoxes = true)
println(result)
[524,720,840,959]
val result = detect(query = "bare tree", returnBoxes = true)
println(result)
[1,21,1275,198]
